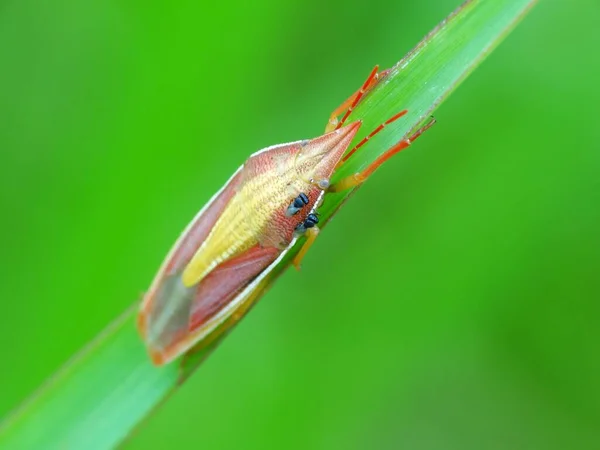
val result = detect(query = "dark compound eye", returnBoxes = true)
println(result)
[293,193,309,208]
[287,193,311,217]
[294,212,320,234]
[304,213,319,227]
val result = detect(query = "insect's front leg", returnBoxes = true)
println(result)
[325,66,390,133]
[292,213,321,270]
[329,117,437,193]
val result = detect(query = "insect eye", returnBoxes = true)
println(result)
[317,179,330,190]
[287,193,311,217]
[306,213,319,224]
[293,193,310,208]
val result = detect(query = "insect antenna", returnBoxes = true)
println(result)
[341,109,408,163]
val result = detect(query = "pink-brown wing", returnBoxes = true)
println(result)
[138,169,244,357]
[189,245,280,330]
[146,245,280,364]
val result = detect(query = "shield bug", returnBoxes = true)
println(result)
[138,66,435,365]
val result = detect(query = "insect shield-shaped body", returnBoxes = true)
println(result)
[138,65,436,366]
[138,122,361,365]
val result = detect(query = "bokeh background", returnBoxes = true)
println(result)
[1,0,599,448]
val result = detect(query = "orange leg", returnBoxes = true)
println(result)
[325,66,391,132]
[292,114,433,269]
[292,226,320,270]
[329,117,437,193]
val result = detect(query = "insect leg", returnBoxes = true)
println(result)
[325,66,390,133]
[292,226,320,270]
[329,117,436,193]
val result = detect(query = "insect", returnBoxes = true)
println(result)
[138,66,435,365]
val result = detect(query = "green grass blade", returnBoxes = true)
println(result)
[0,311,180,449]
[0,0,537,448]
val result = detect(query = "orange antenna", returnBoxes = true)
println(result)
[342,110,408,163]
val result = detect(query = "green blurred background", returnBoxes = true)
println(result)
[1,0,599,448]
